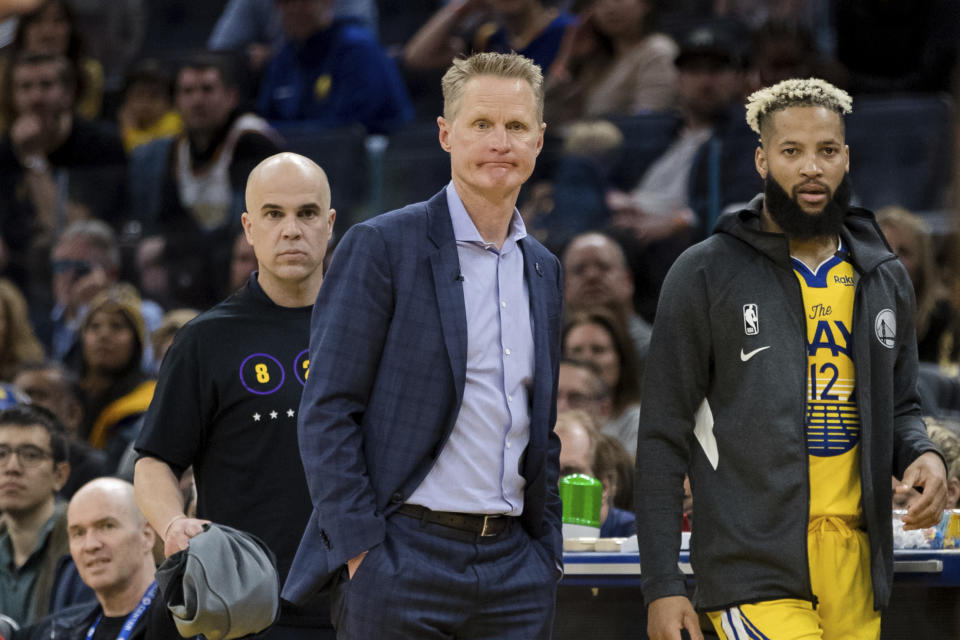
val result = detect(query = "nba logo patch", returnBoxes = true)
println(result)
[743,304,759,335]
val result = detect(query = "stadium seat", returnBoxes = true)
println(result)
[845,94,954,212]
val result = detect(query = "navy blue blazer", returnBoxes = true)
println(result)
[282,189,564,605]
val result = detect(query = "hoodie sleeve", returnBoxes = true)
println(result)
[890,262,944,475]
[635,244,714,603]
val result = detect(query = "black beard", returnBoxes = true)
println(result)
[764,173,851,240]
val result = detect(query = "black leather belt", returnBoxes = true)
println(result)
[396,504,512,537]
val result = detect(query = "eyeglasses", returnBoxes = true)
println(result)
[558,391,606,406]
[0,445,53,467]
[51,259,93,277]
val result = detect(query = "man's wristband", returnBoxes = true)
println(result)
[162,514,187,540]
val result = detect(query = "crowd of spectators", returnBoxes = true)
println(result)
[0,0,959,635]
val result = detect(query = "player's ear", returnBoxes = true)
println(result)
[241,212,254,245]
[755,145,767,180]
[438,116,452,153]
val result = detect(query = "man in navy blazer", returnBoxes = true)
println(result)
[283,52,563,639]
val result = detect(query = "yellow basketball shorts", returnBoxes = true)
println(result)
[707,516,881,640]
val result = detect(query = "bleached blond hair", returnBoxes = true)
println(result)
[745,78,852,136]
[441,52,544,123]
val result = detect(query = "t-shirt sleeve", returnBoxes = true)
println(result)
[135,324,210,470]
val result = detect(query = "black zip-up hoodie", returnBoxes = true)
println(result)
[636,195,941,611]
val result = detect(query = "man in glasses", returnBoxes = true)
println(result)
[43,220,163,370]
[0,404,75,625]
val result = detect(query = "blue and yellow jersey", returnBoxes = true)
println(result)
[793,241,862,522]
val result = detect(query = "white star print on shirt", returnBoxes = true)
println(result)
[253,413,261,421]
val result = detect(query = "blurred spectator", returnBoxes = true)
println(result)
[927,421,960,508]
[546,0,677,125]
[595,430,635,512]
[877,206,959,365]
[563,306,641,455]
[916,361,960,423]
[208,0,379,75]
[522,120,623,251]
[74,284,155,469]
[227,228,257,296]
[0,277,44,381]
[257,0,412,133]
[0,0,103,127]
[0,53,125,292]
[13,361,108,498]
[404,0,574,74]
[149,308,198,372]
[606,23,755,317]
[0,0,43,20]
[0,405,77,626]
[746,19,838,94]
[64,0,145,100]
[131,53,280,237]
[117,59,181,153]
[132,235,168,309]
[555,410,635,537]
[563,231,652,366]
[21,478,176,640]
[558,359,612,421]
[834,0,960,94]
[129,54,280,308]
[43,221,162,370]
[13,362,81,436]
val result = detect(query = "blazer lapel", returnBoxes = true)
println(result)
[426,191,467,403]
[521,239,551,460]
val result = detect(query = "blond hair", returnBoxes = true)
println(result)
[0,278,44,381]
[151,308,199,358]
[927,421,960,480]
[441,52,544,122]
[563,120,623,156]
[745,77,852,136]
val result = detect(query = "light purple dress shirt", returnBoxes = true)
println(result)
[406,182,535,516]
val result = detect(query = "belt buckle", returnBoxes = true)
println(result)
[480,515,498,537]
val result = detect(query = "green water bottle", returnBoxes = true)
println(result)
[559,474,602,538]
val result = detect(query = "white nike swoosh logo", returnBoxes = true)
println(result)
[740,346,771,362]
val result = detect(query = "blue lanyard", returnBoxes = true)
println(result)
[86,582,158,640]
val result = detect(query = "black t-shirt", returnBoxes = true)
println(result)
[135,274,313,584]
[91,613,127,640]
[101,598,179,640]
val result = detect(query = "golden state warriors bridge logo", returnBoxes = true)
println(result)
[875,309,896,349]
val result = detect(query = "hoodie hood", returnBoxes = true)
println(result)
[715,194,897,274]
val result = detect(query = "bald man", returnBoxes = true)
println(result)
[134,152,336,639]
[23,478,180,640]
[562,232,651,376]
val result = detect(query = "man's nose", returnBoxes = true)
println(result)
[281,218,302,238]
[80,531,103,551]
[489,125,510,150]
[1,453,23,473]
[799,154,823,177]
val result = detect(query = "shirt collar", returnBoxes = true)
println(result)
[0,501,62,571]
[445,182,527,251]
